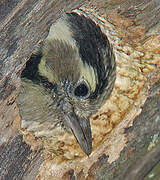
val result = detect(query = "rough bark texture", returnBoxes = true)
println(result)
[0,0,160,179]
[95,83,160,180]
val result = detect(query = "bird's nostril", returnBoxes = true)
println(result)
[56,99,64,109]
[56,97,72,111]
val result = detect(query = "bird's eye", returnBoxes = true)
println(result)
[73,80,90,99]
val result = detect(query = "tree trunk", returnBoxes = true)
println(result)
[0,0,160,179]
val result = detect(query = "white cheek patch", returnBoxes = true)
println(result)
[38,57,58,83]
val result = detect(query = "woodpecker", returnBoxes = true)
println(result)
[17,12,116,156]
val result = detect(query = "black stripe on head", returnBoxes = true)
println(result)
[66,13,114,99]
[21,52,56,91]
[21,53,42,80]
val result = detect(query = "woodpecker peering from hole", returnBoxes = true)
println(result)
[17,12,116,156]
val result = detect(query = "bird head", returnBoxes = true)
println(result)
[17,12,116,156]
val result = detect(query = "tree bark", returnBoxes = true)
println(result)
[0,0,160,179]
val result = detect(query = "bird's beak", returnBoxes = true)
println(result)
[64,112,92,156]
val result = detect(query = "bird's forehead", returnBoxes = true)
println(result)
[38,18,97,91]
[38,40,96,92]
[39,39,80,84]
